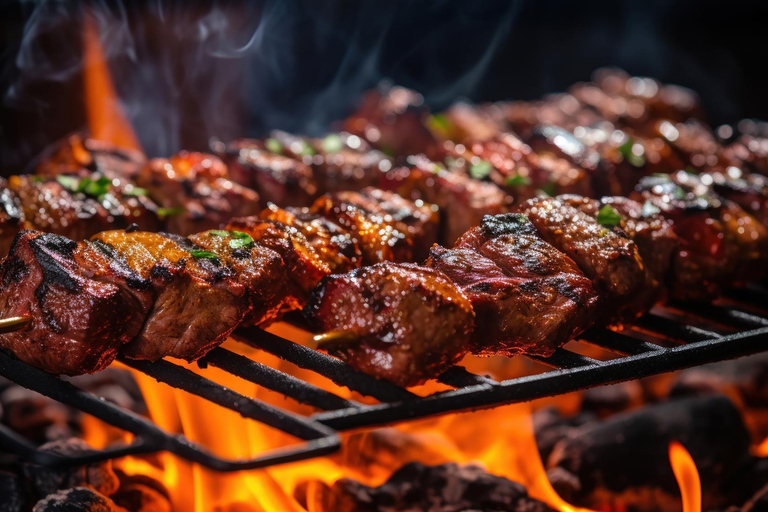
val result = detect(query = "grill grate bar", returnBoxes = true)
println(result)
[235,327,418,403]
[636,313,723,342]
[528,348,603,369]
[199,347,360,411]
[437,366,498,388]
[580,328,663,355]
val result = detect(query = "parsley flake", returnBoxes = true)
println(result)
[506,174,531,187]
[469,160,492,180]
[265,138,284,155]
[56,175,81,192]
[157,207,185,218]
[124,186,147,197]
[322,134,343,154]
[189,249,220,260]
[596,204,621,227]
[617,137,646,168]
[209,230,230,237]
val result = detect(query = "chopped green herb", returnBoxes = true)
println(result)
[209,230,230,237]
[189,249,220,260]
[427,113,452,137]
[157,207,185,218]
[124,186,147,197]
[674,186,686,200]
[228,230,254,249]
[56,175,80,192]
[429,162,446,174]
[265,138,284,155]
[617,138,646,168]
[596,204,622,227]
[469,160,492,180]
[80,176,112,197]
[322,134,343,154]
[641,201,661,217]
[505,174,532,187]
[299,139,316,157]
[31,176,47,183]
[541,182,556,197]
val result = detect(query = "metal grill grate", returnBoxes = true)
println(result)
[2,287,768,470]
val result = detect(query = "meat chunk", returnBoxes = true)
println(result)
[344,84,444,160]
[89,230,246,362]
[188,229,291,326]
[225,217,333,307]
[517,196,645,324]
[633,172,768,300]
[725,135,768,176]
[324,187,438,261]
[706,169,768,228]
[259,204,362,274]
[309,192,413,264]
[304,262,474,387]
[561,195,679,320]
[267,131,393,194]
[0,231,138,375]
[380,156,511,246]
[6,174,160,243]
[219,140,317,207]
[426,214,597,356]
[136,151,260,235]
[33,133,146,180]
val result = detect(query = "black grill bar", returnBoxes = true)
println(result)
[2,292,768,472]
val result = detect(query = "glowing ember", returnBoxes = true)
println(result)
[668,441,701,512]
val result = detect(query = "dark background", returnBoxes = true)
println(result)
[1,0,767,175]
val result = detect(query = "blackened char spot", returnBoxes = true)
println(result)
[91,239,151,291]
[150,265,174,281]
[1,256,29,285]
[481,214,537,238]
[29,233,83,333]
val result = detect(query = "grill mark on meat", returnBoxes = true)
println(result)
[481,213,537,238]
[1,254,29,286]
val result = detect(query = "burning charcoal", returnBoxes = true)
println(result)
[547,395,751,512]
[0,470,24,512]
[299,462,556,512]
[1,385,79,444]
[111,470,171,512]
[32,487,126,512]
[23,438,120,501]
[533,407,596,463]
[67,369,147,416]
[580,380,646,418]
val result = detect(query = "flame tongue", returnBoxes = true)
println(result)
[669,441,701,512]
[83,14,142,152]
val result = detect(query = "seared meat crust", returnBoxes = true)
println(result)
[0,231,138,375]
[304,262,474,387]
[426,214,597,356]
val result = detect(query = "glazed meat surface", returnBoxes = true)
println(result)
[260,203,362,274]
[188,229,291,326]
[381,156,511,246]
[137,152,261,235]
[0,178,27,255]
[561,195,678,321]
[6,174,160,243]
[517,196,645,322]
[427,214,597,356]
[34,133,146,180]
[0,231,139,375]
[304,262,474,387]
[89,230,246,362]
[309,192,413,264]
[225,216,333,306]
[220,140,317,207]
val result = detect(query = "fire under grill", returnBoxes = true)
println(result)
[2,287,768,472]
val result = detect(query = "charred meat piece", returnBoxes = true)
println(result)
[439,102,508,142]
[517,196,645,323]
[725,135,768,176]
[632,172,768,300]
[137,151,260,235]
[6,174,160,242]
[304,262,474,387]
[325,187,438,261]
[427,214,597,357]
[187,229,291,327]
[527,125,621,197]
[268,131,394,194]
[0,231,139,375]
[344,84,445,160]
[89,230,246,362]
[33,133,146,180]
[706,169,768,228]
[225,216,333,307]
[0,178,28,255]
[309,192,413,264]
[498,94,605,139]
[381,155,511,246]
[649,119,736,173]
[219,140,317,207]
[560,195,679,320]
[260,203,362,274]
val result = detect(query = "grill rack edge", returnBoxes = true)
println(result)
[2,289,768,471]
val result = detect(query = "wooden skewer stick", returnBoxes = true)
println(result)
[0,316,32,335]
[311,331,360,349]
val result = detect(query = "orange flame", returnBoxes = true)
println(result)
[82,14,141,151]
[668,441,701,512]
